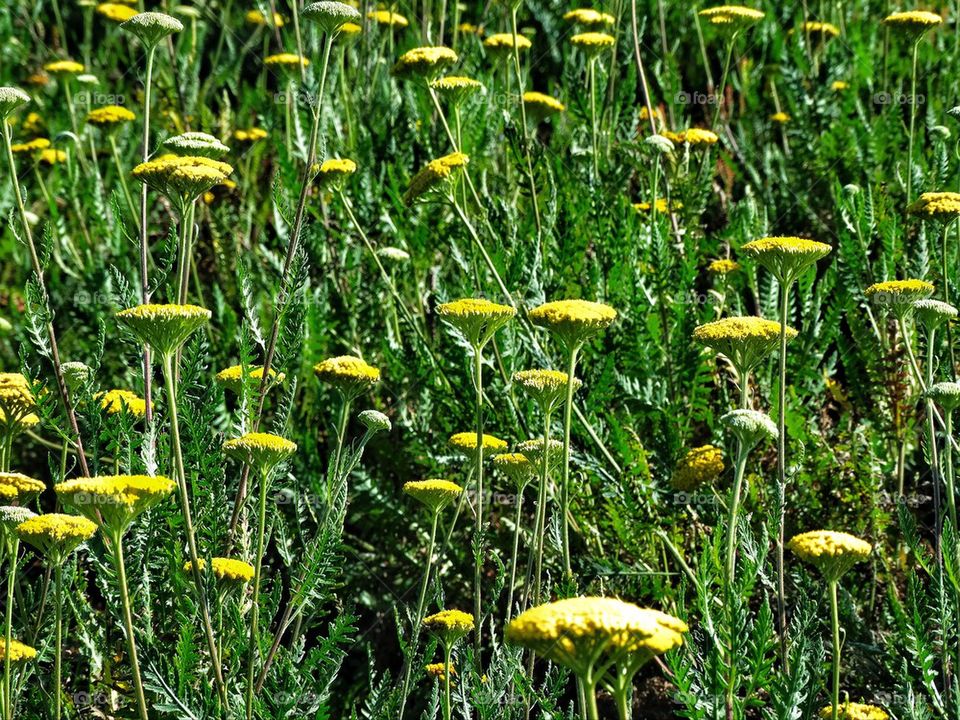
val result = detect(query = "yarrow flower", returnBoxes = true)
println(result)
[563,8,615,26]
[86,105,136,126]
[264,53,311,68]
[313,355,380,400]
[570,32,616,55]
[430,76,484,106]
[693,317,797,375]
[393,46,458,79]
[484,33,532,56]
[222,433,297,475]
[721,409,778,450]
[698,5,765,29]
[116,303,212,357]
[0,473,45,502]
[493,453,535,489]
[43,60,85,75]
[312,158,357,190]
[215,365,284,394]
[425,662,455,681]
[529,299,617,351]
[770,111,791,124]
[523,91,566,115]
[132,154,233,205]
[422,609,475,644]
[10,138,51,154]
[17,513,97,564]
[864,279,934,317]
[796,20,840,39]
[0,639,37,664]
[163,131,230,160]
[907,191,960,219]
[708,258,741,275]
[184,557,255,584]
[787,530,872,582]
[245,9,284,26]
[437,298,516,347]
[55,475,175,536]
[358,409,391,433]
[740,236,832,282]
[818,704,888,720]
[233,127,268,142]
[449,432,508,455]
[97,389,146,418]
[664,128,720,146]
[120,12,183,47]
[516,438,564,468]
[882,10,942,36]
[633,199,682,213]
[403,479,463,513]
[302,1,363,34]
[403,152,469,205]
[671,445,724,491]
[513,369,581,413]
[368,10,408,27]
[97,3,140,22]
[0,87,31,120]
[0,373,36,424]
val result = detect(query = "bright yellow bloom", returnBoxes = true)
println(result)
[215,365,284,394]
[97,389,147,417]
[740,236,832,282]
[10,138,51,153]
[56,475,175,534]
[233,127,268,142]
[563,8,615,26]
[436,298,516,347]
[313,158,357,189]
[865,279,934,317]
[97,3,139,22]
[403,152,469,205]
[693,317,797,374]
[708,258,741,274]
[132,154,233,202]
[492,453,535,488]
[484,33,532,54]
[523,91,565,114]
[86,105,136,126]
[340,21,362,35]
[17,513,97,563]
[529,299,617,350]
[402,479,463,513]
[264,53,310,67]
[513,369,580,412]
[831,80,849,91]
[671,445,724,491]
[698,5,764,28]
[788,530,871,581]
[368,10,408,27]
[818,704,888,720]
[458,22,484,36]
[423,609,474,643]
[0,473,45,500]
[245,9,284,26]
[43,60,85,75]
[570,32,615,53]
[633,199,683,213]
[222,432,297,474]
[0,373,36,420]
[797,20,840,38]
[449,432,508,454]
[184,557,255,583]
[313,355,380,399]
[393,46,458,78]
[425,662,455,681]
[430,75,484,105]
[907,191,960,219]
[770,111,791,123]
[116,303,212,357]
[882,10,942,35]
[662,128,718,145]
[0,639,37,663]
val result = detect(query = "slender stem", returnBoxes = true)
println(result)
[108,134,139,228]
[505,488,524,622]
[442,642,453,720]
[725,444,749,587]
[54,564,62,720]
[947,411,957,529]
[139,46,156,427]
[775,278,791,671]
[112,534,149,720]
[331,397,351,488]
[582,675,600,720]
[472,343,484,656]
[245,465,271,720]
[589,57,599,179]
[161,354,227,703]
[906,39,919,204]
[3,540,15,720]
[710,34,737,129]
[509,6,542,240]
[561,347,579,579]
[829,580,841,720]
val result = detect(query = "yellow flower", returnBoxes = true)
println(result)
[56,475,175,535]
[313,355,380,400]
[0,373,36,422]
[21,112,44,134]
[245,9,284,26]
[402,479,463,513]
[436,298,516,347]
[458,22,484,36]
[340,21,362,35]
[662,128,718,146]
[698,5,764,29]
[393,46,458,79]
[38,148,67,165]
[796,20,840,38]
[570,32,615,54]
[633,199,682,213]
[864,279,934,317]
[313,158,357,190]
[116,303,212,357]
[0,639,36,664]
[184,557,255,583]
[523,91,566,115]
[449,432,508,455]
[513,369,580,413]
[86,105,136,126]
[97,389,147,418]
[693,317,797,374]
[818,704,888,720]
[403,152,469,205]
[492,453,535,489]
[10,138,51,153]
[563,8,615,26]
[529,299,617,351]
[787,530,871,581]
[430,76,484,105]
[215,365,284,394]
[222,433,297,475]
[484,33,532,55]
[506,597,687,679]
[516,438,564,468]
[422,609,474,644]
[233,127,268,142]
[132,154,233,203]
[882,10,942,35]
[43,60,85,75]
[368,10,408,27]
[17,513,97,563]
[97,3,139,22]
[425,662,455,682]
[264,53,310,67]
[770,111,791,124]
[831,80,848,91]
[671,445,724,491]
[740,236,832,282]
[907,191,960,219]
[708,258,741,275]
[0,473,45,501]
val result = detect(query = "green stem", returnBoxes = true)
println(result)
[111,533,149,720]
[3,539,16,720]
[509,6,542,240]
[725,443,749,588]
[442,642,453,720]
[561,347,580,579]
[245,465,271,720]
[907,39,919,204]
[139,46,156,427]
[332,397,351,488]
[54,564,62,720]
[710,33,738,130]
[530,409,552,607]
[589,57,599,179]
[109,133,139,229]
[776,278,791,671]
[947,411,957,530]
[473,343,484,656]
[505,487,524,622]
[829,579,841,720]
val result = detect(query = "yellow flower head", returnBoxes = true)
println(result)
[529,299,617,351]
[865,279,934,317]
[633,199,683,213]
[0,473,45,502]
[796,20,840,38]
[458,22,484,36]
[770,111,791,124]
[215,365,284,394]
[339,21,362,35]
[233,127,269,142]
[492,453,535,489]
[740,236,832,282]
[671,445,724,491]
[422,609,474,645]
[313,355,380,400]
[403,479,463,514]
[264,53,310,68]
[368,10,408,27]
[393,46,458,79]
[523,91,566,116]
[516,438,564,468]
[788,530,872,582]
[403,152,469,205]
[425,662,455,682]
[37,148,67,165]
[10,138,50,154]
[484,33,532,56]
[245,9,285,26]
[907,191,960,220]
[56,475,175,535]
[43,60,85,75]
[449,433,508,459]
[313,158,357,190]
[97,3,139,22]
[17,513,97,564]
[563,8,615,26]
[831,80,849,91]
[222,433,297,475]
[430,76,485,106]
[0,373,36,424]
[513,369,580,413]
[693,317,797,374]
[132,154,233,203]
[570,32,615,55]
[184,557,255,584]
[708,258,741,275]
[437,298,516,347]
[0,639,37,664]
[86,105,136,126]
[506,597,687,680]
[698,5,764,29]
[97,389,147,418]
[882,10,942,36]
[116,303,212,357]
[818,704,888,720]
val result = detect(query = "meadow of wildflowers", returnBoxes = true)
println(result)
[0,0,958,718]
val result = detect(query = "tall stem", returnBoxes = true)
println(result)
[906,39,919,204]
[589,58,599,179]
[710,33,737,130]
[561,347,580,578]
[54,564,62,720]
[509,6,542,241]
[472,343,484,656]
[112,533,149,720]
[245,466,271,720]
[331,397,350,489]
[725,445,749,587]
[3,539,15,720]
[139,46,156,427]
[947,411,957,529]
[161,354,227,703]
[775,278,791,671]
[442,642,453,720]
[829,580,841,720]
[505,488,524,622]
